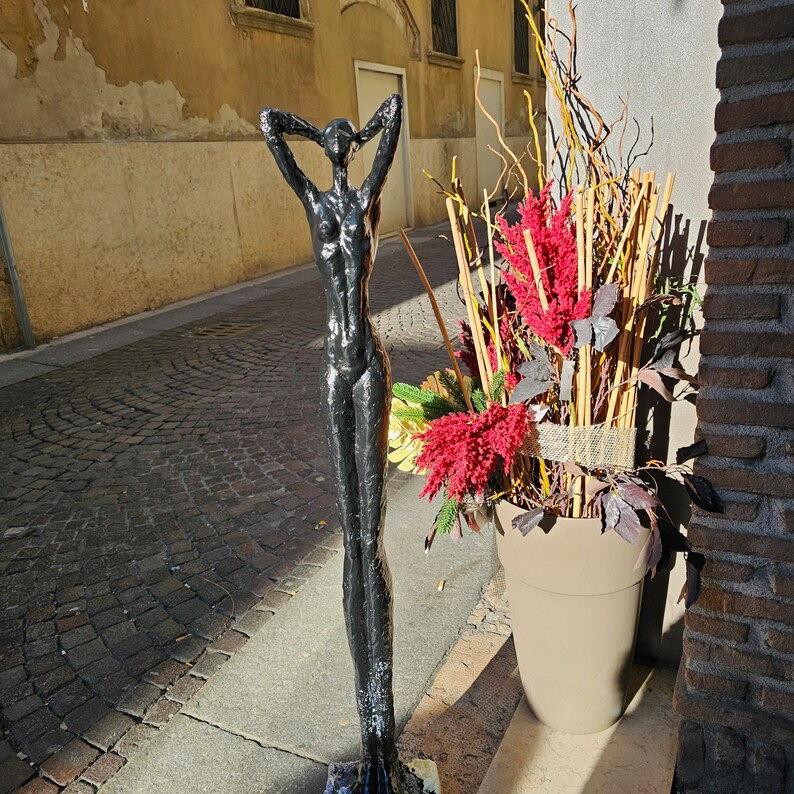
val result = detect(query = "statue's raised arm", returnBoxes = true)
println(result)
[358,94,403,208]
[259,108,323,204]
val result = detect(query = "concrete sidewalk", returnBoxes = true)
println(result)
[101,476,493,793]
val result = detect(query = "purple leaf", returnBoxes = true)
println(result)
[570,319,593,348]
[592,284,620,317]
[614,499,642,543]
[650,349,676,371]
[563,461,586,478]
[586,479,610,498]
[655,367,697,383]
[683,474,724,513]
[512,506,544,537]
[591,316,619,351]
[683,552,705,607]
[509,374,553,403]
[637,369,675,402]
[618,482,659,510]
[636,527,663,573]
[602,491,621,531]
[676,440,708,465]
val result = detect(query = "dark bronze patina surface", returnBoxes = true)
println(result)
[260,96,423,794]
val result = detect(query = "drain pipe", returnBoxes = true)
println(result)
[0,193,35,349]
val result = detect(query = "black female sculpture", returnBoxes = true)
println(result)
[260,96,422,794]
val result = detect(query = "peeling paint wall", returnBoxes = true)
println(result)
[0,0,542,346]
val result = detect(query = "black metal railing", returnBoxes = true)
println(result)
[245,0,300,18]
[431,0,458,56]
[514,0,530,74]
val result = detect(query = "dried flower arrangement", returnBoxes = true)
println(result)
[389,1,718,603]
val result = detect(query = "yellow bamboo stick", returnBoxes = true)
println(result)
[483,190,506,406]
[522,228,550,312]
[446,198,492,390]
[618,187,660,430]
[575,185,585,290]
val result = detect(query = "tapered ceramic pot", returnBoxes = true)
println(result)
[495,501,650,734]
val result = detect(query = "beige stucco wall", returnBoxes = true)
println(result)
[0,0,540,344]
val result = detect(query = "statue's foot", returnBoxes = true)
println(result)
[324,759,429,794]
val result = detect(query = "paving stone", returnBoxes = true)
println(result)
[48,680,92,717]
[2,693,44,721]
[25,729,74,765]
[56,613,89,633]
[40,739,99,786]
[124,647,166,678]
[35,665,75,694]
[18,777,60,793]
[232,609,273,637]
[79,656,122,685]
[116,683,161,718]
[188,613,228,641]
[101,621,137,645]
[113,723,160,759]
[109,634,150,661]
[166,635,208,664]
[16,707,61,742]
[63,697,111,735]
[169,598,207,625]
[0,755,34,793]
[149,619,185,646]
[59,625,96,651]
[208,630,248,656]
[164,673,205,704]
[143,659,187,690]
[62,782,95,794]
[0,665,27,693]
[66,639,105,670]
[83,710,136,751]
[189,653,228,679]
[80,751,126,786]
[142,697,181,727]
[93,671,136,704]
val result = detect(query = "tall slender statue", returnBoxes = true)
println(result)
[260,96,422,794]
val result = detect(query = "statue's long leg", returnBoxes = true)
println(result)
[322,365,373,747]
[352,357,402,792]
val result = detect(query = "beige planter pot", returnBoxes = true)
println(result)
[495,501,650,734]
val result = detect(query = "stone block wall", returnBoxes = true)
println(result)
[672,1,794,791]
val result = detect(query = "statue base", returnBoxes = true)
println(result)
[324,759,439,794]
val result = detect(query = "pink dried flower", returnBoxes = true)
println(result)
[415,403,528,502]
[495,184,591,353]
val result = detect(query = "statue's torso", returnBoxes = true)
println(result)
[309,187,383,382]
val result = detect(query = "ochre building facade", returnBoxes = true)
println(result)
[0,0,542,349]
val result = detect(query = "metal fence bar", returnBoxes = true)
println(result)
[0,194,35,350]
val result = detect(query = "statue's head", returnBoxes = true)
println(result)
[323,119,358,165]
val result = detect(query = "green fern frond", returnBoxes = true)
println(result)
[434,496,460,535]
[471,388,487,413]
[392,383,458,417]
[391,406,427,423]
[437,369,468,410]
[489,369,507,402]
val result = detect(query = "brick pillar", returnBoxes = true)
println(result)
[672,2,794,791]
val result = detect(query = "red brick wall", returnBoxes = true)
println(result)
[672,1,794,790]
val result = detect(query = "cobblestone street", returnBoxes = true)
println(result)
[0,224,464,790]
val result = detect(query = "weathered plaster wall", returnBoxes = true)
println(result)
[0,0,537,344]
[547,1,722,666]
